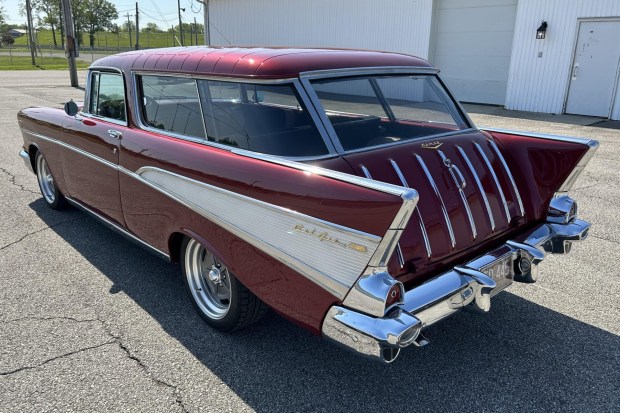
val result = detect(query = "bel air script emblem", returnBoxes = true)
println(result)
[293,224,368,253]
[421,141,443,150]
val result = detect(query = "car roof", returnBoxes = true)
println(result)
[91,46,434,79]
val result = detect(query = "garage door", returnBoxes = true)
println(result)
[432,0,517,105]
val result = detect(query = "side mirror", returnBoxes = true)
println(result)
[64,100,78,116]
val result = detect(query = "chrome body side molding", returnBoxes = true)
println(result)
[132,166,383,299]
[66,197,171,261]
[20,128,419,301]
[322,196,591,363]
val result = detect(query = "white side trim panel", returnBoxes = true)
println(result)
[135,167,382,298]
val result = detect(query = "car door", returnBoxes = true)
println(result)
[61,70,126,225]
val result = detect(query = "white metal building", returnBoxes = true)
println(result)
[206,0,620,120]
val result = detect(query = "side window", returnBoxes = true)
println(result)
[140,75,206,140]
[198,80,328,157]
[89,72,126,122]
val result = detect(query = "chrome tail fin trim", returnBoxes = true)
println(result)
[474,142,511,223]
[415,154,456,248]
[387,160,432,258]
[488,140,525,217]
[456,145,496,231]
[437,151,477,240]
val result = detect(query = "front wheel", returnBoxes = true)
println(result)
[35,151,67,210]
[181,237,268,331]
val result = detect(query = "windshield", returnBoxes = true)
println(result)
[310,75,469,151]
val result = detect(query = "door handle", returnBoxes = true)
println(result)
[108,129,123,140]
[572,63,579,80]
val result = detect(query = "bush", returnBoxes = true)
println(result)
[1,32,14,47]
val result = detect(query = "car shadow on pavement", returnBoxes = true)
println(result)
[34,202,620,412]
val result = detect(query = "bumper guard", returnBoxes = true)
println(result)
[322,212,590,363]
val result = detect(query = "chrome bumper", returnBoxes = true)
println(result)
[19,150,34,174]
[322,216,590,363]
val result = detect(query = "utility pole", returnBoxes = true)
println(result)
[135,2,140,50]
[126,13,132,50]
[196,0,210,46]
[177,0,184,46]
[194,17,198,45]
[25,0,36,65]
[61,0,79,87]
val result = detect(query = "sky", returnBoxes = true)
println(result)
[3,0,205,29]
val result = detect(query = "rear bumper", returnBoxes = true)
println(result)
[19,150,34,174]
[322,216,590,363]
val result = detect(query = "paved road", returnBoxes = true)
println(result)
[0,71,618,412]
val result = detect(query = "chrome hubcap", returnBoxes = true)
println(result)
[185,239,231,319]
[36,155,56,204]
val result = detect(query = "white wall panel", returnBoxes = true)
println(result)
[209,0,434,59]
[431,0,518,105]
[506,0,620,119]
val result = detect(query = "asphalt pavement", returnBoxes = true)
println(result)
[0,71,618,412]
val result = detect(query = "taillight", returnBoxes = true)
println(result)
[385,282,404,309]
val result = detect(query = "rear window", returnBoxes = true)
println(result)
[311,75,468,151]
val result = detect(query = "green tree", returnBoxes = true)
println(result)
[82,0,118,48]
[28,0,61,47]
[142,22,160,33]
[0,0,8,33]
[1,32,14,47]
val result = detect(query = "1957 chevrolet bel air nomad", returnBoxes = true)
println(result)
[18,47,597,362]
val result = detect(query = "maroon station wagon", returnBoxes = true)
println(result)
[18,47,597,362]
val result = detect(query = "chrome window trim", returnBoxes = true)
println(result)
[132,70,300,84]
[415,154,456,248]
[131,72,338,158]
[336,129,477,156]
[456,145,496,231]
[298,71,474,156]
[83,67,129,127]
[299,66,439,80]
[488,140,525,217]
[474,142,511,222]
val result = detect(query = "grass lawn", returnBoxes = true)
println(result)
[11,28,202,50]
[0,55,90,70]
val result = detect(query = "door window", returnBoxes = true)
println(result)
[89,72,126,122]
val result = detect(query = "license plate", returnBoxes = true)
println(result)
[481,254,514,296]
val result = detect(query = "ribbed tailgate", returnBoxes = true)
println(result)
[342,131,527,281]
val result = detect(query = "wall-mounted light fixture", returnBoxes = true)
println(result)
[536,21,548,39]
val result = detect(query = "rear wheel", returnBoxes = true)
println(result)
[35,151,67,210]
[181,237,268,331]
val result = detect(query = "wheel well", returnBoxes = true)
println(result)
[168,232,186,263]
[28,145,38,173]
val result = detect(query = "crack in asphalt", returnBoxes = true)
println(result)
[591,235,620,245]
[0,315,188,412]
[0,341,116,376]
[0,167,39,195]
[0,216,88,253]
